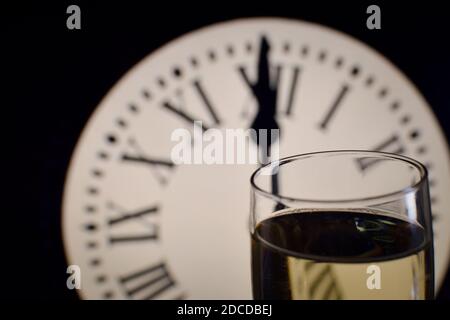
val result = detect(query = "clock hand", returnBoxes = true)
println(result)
[248,36,280,146]
[241,36,283,209]
[255,36,281,208]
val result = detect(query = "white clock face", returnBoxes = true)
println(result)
[62,18,450,299]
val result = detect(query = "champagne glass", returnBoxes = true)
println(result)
[250,150,434,300]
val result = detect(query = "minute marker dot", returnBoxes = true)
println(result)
[106,134,117,144]
[85,223,98,232]
[157,78,166,88]
[173,67,183,78]
[128,104,139,113]
[208,50,216,61]
[318,50,327,62]
[92,169,103,178]
[378,88,388,98]
[87,241,98,249]
[365,76,374,87]
[400,115,410,125]
[350,65,360,77]
[142,90,152,100]
[417,146,427,154]
[98,151,109,160]
[246,42,252,53]
[226,45,234,56]
[90,258,101,267]
[190,57,199,68]
[301,45,309,57]
[85,205,96,213]
[87,187,98,195]
[409,129,420,139]
[335,57,344,68]
[391,101,400,111]
[116,118,127,128]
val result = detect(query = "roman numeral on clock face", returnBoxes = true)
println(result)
[357,134,406,171]
[285,66,301,116]
[192,80,221,125]
[119,262,178,299]
[108,205,159,244]
[238,63,302,117]
[122,154,174,168]
[121,138,175,186]
[319,84,350,130]
[161,79,220,130]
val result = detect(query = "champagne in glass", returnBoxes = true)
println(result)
[250,151,434,300]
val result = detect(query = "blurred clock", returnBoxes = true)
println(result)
[62,18,450,299]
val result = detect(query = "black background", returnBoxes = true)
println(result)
[5,1,450,300]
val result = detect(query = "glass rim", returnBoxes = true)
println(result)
[250,150,428,205]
